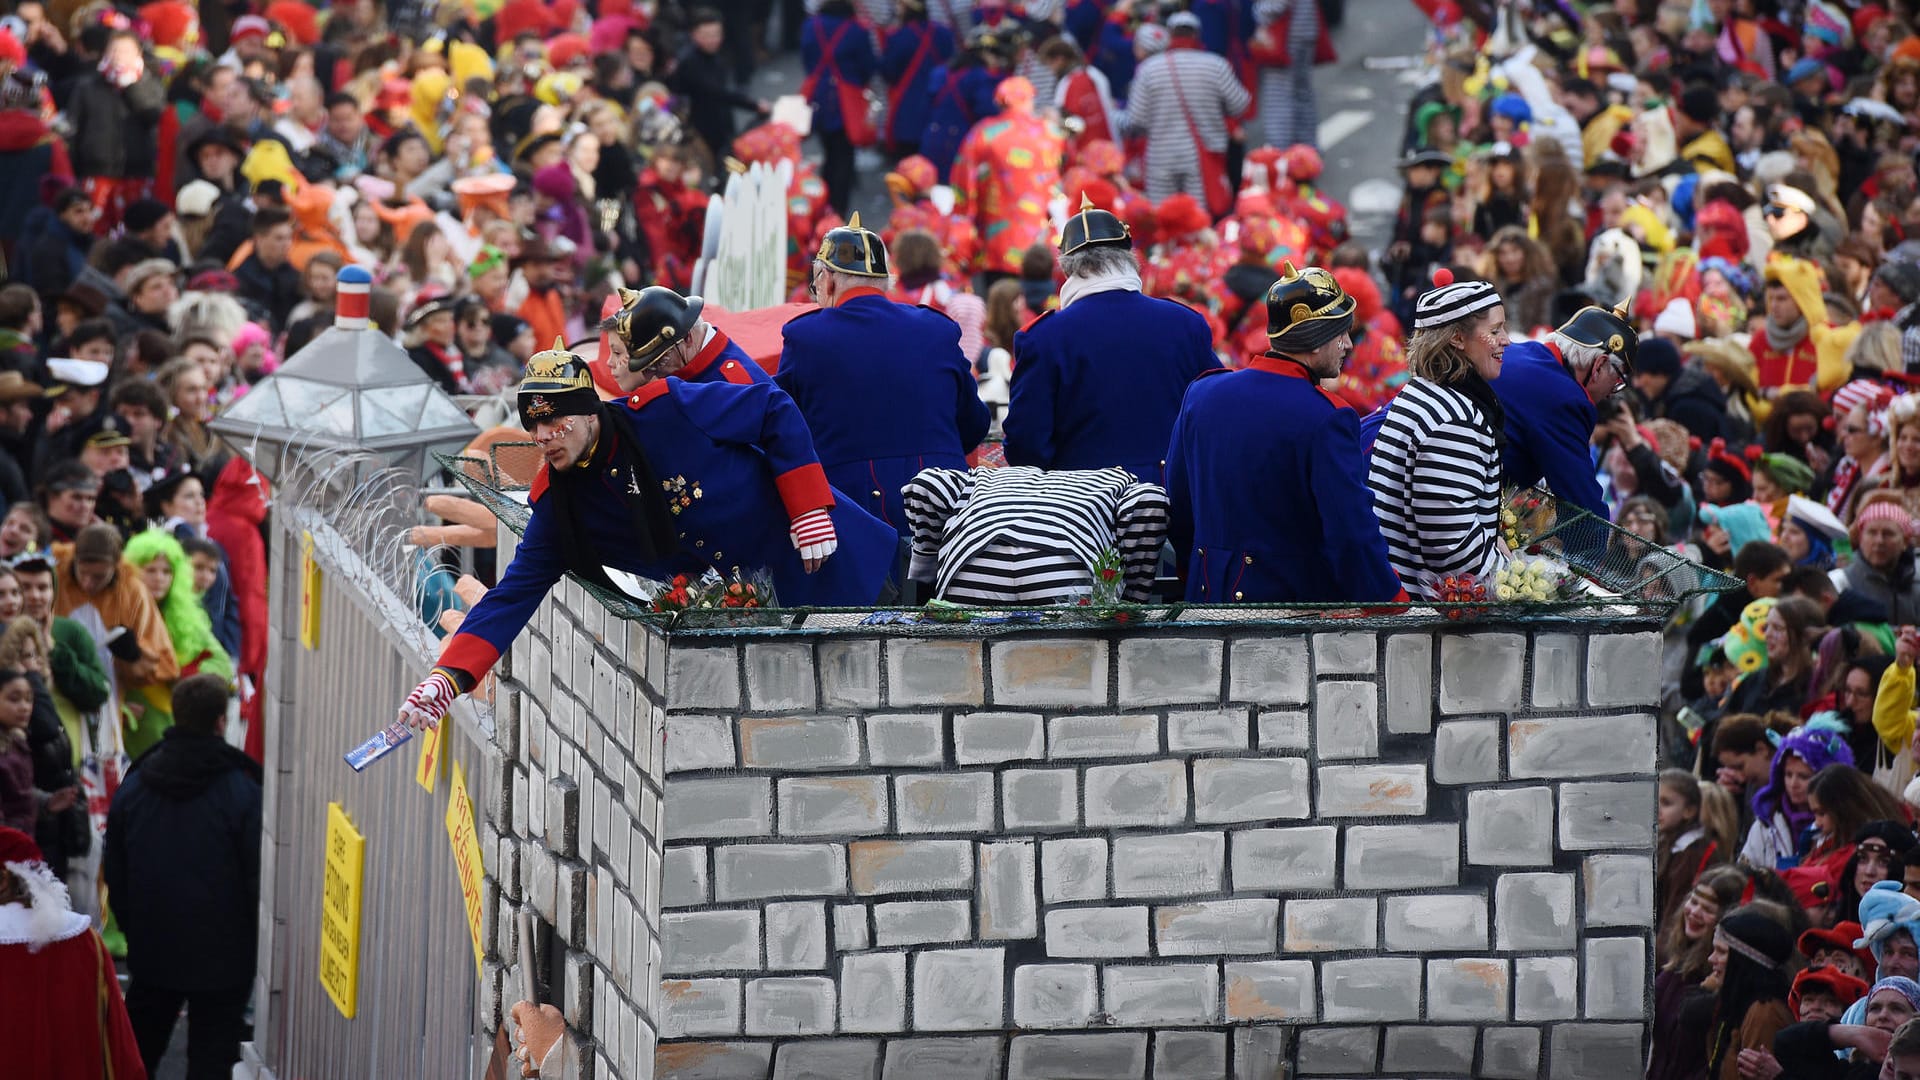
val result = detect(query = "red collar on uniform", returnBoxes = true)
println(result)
[679,328,735,379]
[1246,353,1355,410]
[626,379,671,410]
[1245,354,1315,379]
[832,286,889,307]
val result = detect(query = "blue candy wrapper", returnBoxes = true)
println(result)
[345,721,415,771]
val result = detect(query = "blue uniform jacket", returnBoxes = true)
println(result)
[1094,21,1138,101]
[439,379,895,677]
[1166,358,1407,603]
[802,14,879,133]
[921,64,1003,179]
[1190,0,1253,59]
[880,21,957,148]
[1006,289,1221,486]
[679,327,770,386]
[1064,0,1105,49]
[777,290,989,537]
[1492,340,1607,518]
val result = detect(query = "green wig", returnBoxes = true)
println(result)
[124,528,233,681]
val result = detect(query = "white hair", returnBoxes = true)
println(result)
[168,291,249,347]
[1549,330,1608,377]
[1059,245,1139,280]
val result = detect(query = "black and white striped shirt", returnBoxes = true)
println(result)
[902,466,1168,605]
[1366,377,1506,598]
[1123,48,1251,198]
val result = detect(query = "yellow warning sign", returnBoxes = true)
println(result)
[319,802,365,1018]
[446,761,487,980]
[299,531,323,651]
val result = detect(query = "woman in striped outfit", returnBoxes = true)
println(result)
[1367,273,1511,599]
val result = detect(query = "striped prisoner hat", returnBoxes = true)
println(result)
[1412,269,1501,330]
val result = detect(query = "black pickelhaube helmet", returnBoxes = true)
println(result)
[815,210,890,279]
[606,285,707,372]
[1059,192,1132,256]
[1265,261,1355,342]
[1557,300,1639,375]
[516,338,600,428]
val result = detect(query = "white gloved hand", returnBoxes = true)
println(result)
[789,507,838,571]
[398,669,459,730]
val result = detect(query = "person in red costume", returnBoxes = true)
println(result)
[632,145,708,290]
[1143,193,1232,308]
[953,76,1065,281]
[1268,145,1349,261]
[204,457,269,762]
[0,826,145,1080]
[1041,36,1119,156]
[882,154,980,279]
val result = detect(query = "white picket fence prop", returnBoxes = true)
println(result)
[692,158,793,312]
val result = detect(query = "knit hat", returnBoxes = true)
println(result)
[1412,268,1501,331]
[1699,500,1772,554]
[1653,297,1697,340]
[121,259,178,299]
[1877,261,1920,306]
[1490,92,1532,125]
[1854,498,1916,542]
[1638,337,1682,377]
[1804,1,1852,49]
[1678,84,1722,125]
[1835,379,1897,418]
[1757,452,1815,496]
[123,198,171,234]
[1785,57,1828,87]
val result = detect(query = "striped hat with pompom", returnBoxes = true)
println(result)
[1412,268,1501,330]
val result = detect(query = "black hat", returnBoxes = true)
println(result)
[1876,260,1920,306]
[491,313,531,350]
[815,210,889,278]
[1265,261,1355,352]
[144,463,201,519]
[1855,819,1919,855]
[1637,336,1681,378]
[1558,302,1640,375]
[1398,147,1453,170]
[187,126,245,163]
[513,130,563,168]
[80,413,133,451]
[123,198,171,234]
[1678,84,1721,125]
[605,285,706,372]
[405,293,460,330]
[516,339,601,429]
[1059,192,1131,255]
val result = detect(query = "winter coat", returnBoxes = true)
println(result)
[65,71,165,180]
[0,111,70,257]
[205,457,269,691]
[1647,365,1728,443]
[103,728,262,991]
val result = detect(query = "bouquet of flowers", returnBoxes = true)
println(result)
[1493,557,1580,603]
[1499,490,1553,552]
[1432,573,1490,620]
[650,570,771,614]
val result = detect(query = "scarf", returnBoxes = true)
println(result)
[1059,264,1143,309]
[1449,365,1508,452]
[1764,314,1808,353]
[546,405,677,588]
[421,341,469,392]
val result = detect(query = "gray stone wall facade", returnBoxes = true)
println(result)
[477,518,1658,1080]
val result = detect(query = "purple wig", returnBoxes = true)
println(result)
[1751,719,1854,834]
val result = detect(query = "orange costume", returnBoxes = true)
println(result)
[882,155,980,277]
[951,77,1064,276]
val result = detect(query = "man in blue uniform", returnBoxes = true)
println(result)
[920,26,1008,181]
[396,344,896,725]
[1006,194,1220,486]
[880,0,957,158]
[1492,302,1639,520]
[603,285,769,388]
[1165,262,1407,604]
[776,212,989,538]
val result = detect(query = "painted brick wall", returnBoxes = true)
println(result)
[633,621,1660,1080]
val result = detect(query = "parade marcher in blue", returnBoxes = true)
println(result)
[395,343,895,726]
[1492,302,1639,520]
[1004,194,1220,486]
[605,285,770,388]
[1164,263,1408,604]
[881,0,958,158]
[920,26,1009,181]
[800,0,879,216]
[776,213,989,539]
